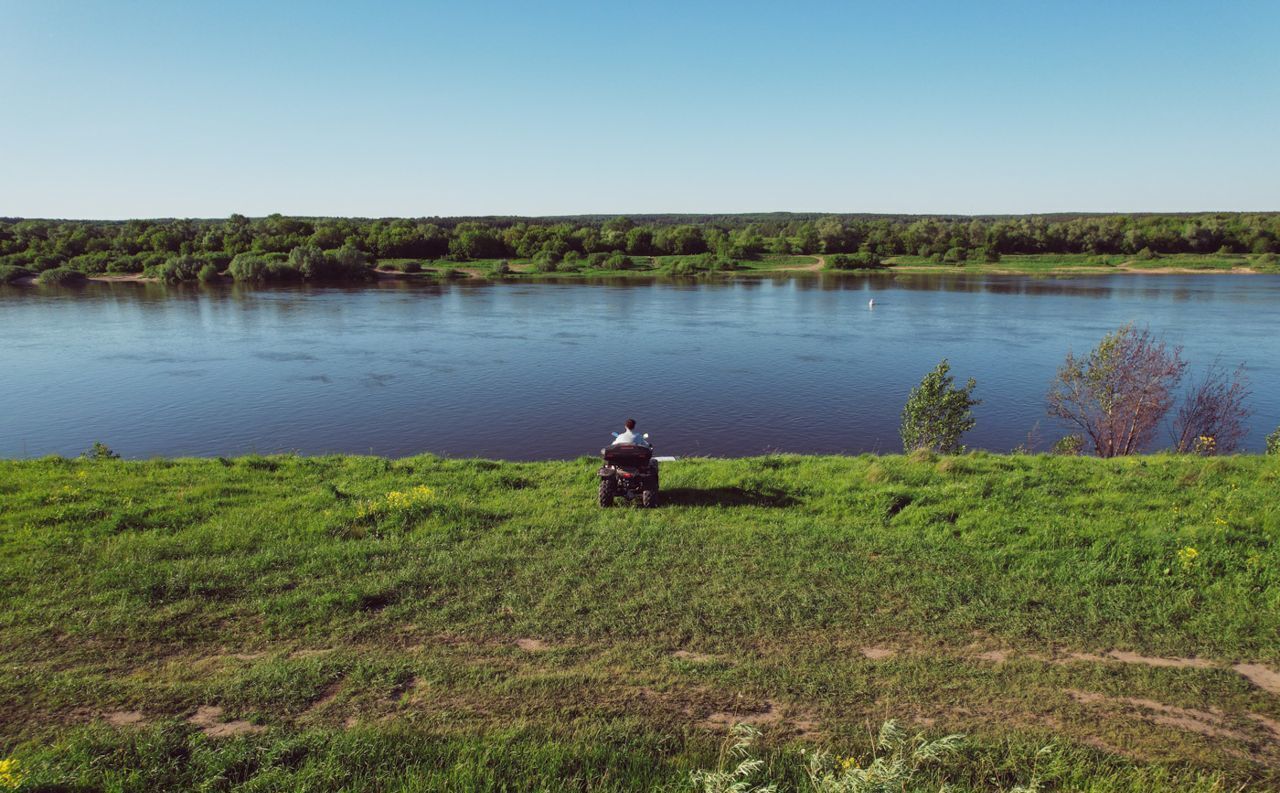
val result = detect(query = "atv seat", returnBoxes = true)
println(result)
[602,444,653,467]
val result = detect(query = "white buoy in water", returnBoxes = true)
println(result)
[868,298,875,309]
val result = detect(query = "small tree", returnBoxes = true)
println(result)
[1171,363,1251,455]
[900,360,979,453]
[1267,426,1280,455]
[1047,324,1185,457]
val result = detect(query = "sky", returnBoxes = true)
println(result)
[1,0,1278,218]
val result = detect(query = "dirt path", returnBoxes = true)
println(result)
[777,255,824,271]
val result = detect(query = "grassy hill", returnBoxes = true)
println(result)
[1,453,1277,790]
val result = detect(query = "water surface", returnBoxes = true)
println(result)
[2,274,1277,459]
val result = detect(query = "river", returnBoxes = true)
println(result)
[2,273,1277,459]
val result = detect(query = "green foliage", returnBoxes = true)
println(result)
[826,251,883,270]
[982,246,1001,263]
[197,263,219,282]
[35,267,87,286]
[150,254,207,283]
[84,441,120,460]
[288,244,371,281]
[0,264,32,284]
[943,246,967,264]
[1135,246,1159,260]
[603,252,635,270]
[228,253,269,282]
[1267,426,1280,455]
[900,359,979,453]
[1052,434,1084,456]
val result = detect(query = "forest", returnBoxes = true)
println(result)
[1,212,1278,283]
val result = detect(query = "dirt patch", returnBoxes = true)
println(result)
[303,680,344,717]
[1067,690,1254,743]
[672,650,716,663]
[700,698,820,737]
[976,650,1009,663]
[515,638,550,652]
[187,705,264,738]
[860,647,896,660]
[1062,650,1215,669]
[104,710,147,727]
[1234,663,1280,696]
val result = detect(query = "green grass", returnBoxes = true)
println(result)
[884,253,1265,273]
[1,453,1278,790]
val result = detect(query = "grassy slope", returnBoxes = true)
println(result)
[1,453,1278,791]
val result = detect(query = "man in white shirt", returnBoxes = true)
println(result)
[612,418,649,446]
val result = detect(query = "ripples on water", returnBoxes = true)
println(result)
[2,273,1278,459]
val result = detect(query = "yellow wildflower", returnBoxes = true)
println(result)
[1177,546,1199,570]
[0,757,26,790]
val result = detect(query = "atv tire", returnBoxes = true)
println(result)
[598,478,615,507]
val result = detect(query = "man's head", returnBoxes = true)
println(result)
[625,419,636,431]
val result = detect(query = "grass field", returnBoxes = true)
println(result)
[1,453,1278,790]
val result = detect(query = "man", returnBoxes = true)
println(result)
[612,418,649,446]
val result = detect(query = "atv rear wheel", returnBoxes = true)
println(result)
[598,478,615,507]
[641,488,657,508]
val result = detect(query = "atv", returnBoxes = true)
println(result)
[598,435,659,508]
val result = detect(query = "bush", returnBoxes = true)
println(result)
[1052,434,1084,455]
[982,247,1001,263]
[0,265,32,284]
[586,252,608,268]
[604,253,635,271]
[827,251,883,270]
[84,441,120,460]
[1267,426,1280,455]
[1135,246,1159,260]
[942,246,967,264]
[149,254,206,283]
[228,253,268,282]
[533,250,561,273]
[35,267,87,286]
[494,260,512,276]
[287,244,371,281]
[900,359,979,454]
[197,263,220,283]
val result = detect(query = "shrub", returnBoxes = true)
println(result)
[403,260,422,273]
[603,253,634,270]
[1052,434,1084,455]
[0,265,32,284]
[84,441,120,460]
[942,246,967,264]
[533,250,561,273]
[31,254,66,273]
[1267,426,1280,455]
[1135,246,1159,260]
[149,254,206,283]
[827,251,883,270]
[228,253,268,282]
[197,263,220,283]
[900,359,979,454]
[1254,252,1279,272]
[982,247,1001,263]
[494,260,512,276]
[35,267,87,286]
[586,252,608,268]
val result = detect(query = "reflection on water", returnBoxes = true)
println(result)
[2,273,1278,459]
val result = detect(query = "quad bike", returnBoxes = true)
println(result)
[598,434,659,508]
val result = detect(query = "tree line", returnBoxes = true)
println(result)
[2,212,1278,280]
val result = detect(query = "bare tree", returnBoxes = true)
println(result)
[1047,324,1186,457]
[1172,363,1251,454]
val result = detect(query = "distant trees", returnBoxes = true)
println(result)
[900,360,979,454]
[2,212,1278,279]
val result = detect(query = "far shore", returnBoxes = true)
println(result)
[3,253,1271,288]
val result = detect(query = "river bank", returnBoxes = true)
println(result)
[2,452,1277,790]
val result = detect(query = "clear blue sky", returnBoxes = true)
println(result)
[2,0,1277,218]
